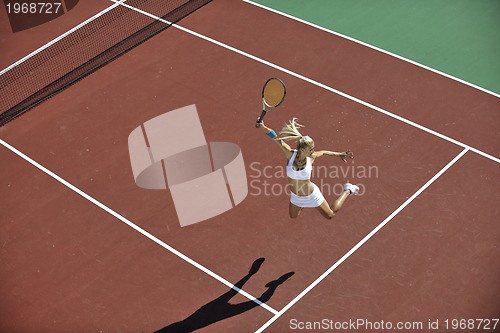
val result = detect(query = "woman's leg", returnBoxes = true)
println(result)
[289,203,303,219]
[315,190,351,219]
[316,200,335,219]
[331,190,350,213]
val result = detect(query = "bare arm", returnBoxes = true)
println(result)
[259,120,293,159]
[312,150,354,163]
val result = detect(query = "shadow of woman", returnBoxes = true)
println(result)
[154,258,294,333]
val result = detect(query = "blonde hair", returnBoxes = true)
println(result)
[278,118,314,149]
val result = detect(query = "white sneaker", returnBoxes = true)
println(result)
[344,183,359,196]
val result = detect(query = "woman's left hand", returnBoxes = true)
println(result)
[339,150,354,163]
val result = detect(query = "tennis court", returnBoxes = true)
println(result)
[1,1,499,332]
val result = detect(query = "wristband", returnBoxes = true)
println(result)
[267,130,277,138]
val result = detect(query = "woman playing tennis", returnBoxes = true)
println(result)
[259,118,359,219]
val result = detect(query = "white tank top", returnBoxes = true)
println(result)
[286,150,312,180]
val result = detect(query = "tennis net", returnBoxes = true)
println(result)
[0,0,212,126]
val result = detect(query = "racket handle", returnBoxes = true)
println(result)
[256,110,267,128]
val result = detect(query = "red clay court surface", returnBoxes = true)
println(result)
[1,1,499,332]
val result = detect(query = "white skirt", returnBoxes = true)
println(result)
[290,183,325,208]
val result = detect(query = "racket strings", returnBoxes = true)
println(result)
[262,78,286,108]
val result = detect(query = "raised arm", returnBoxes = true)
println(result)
[258,120,293,159]
[312,150,354,163]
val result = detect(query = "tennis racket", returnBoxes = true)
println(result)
[256,78,286,128]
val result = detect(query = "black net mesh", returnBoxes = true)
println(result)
[0,0,212,126]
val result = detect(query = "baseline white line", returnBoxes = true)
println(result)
[113,0,500,165]
[0,0,128,75]
[243,0,500,99]
[256,147,469,332]
[0,138,279,315]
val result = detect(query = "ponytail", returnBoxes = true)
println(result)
[278,118,314,148]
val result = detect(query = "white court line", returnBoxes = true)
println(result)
[106,5,496,329]
[112,0,500,165]
[256,147,469,332]
[0,0,128,75]
[0,0,494,321]
[243,0,500,99]
[0,138,279,316]
[109,3,494,325]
